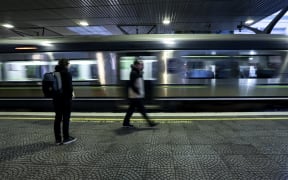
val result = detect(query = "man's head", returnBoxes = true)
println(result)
[133,60,144,71]
[58,58,70,68]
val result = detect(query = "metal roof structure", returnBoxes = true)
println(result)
[0,0,287,37]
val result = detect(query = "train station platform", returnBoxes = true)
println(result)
[1,112,288,179]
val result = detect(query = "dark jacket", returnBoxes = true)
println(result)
[55,65,73,98]
[128,65,144,98]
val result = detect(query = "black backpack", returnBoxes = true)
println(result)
[42,72,62,98]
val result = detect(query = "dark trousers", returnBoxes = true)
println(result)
[123,98,151,125]
[53,97,72,141]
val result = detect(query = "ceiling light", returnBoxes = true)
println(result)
[163,19,170,25]
[245,19,254,25]
[15,46,37,50]
[2,24,14,28]
[79,21,89,26]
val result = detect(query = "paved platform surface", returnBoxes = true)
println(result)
[1,112,288,179]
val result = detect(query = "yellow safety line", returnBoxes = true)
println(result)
[73,117,288,121]
[0,116,287,121]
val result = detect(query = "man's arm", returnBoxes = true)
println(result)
[130,71,140,94]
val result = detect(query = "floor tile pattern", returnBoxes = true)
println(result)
[1,118,288,179]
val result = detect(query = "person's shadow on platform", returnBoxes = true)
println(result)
[0,142,51,162]
[114,127,158,136]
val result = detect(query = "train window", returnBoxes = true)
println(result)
[69,65,79,79]
[167,58,180,73]
[215,60,239,79]
[120,56,134,80]
[26,65,42,79]
[4,61,49,81]
[67,60,98,80]
[183,60,215,79]
[119,56,158,80]
[152,61,158,79]
[90,64,98,79]
[180,54,283,80]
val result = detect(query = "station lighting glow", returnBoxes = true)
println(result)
[163,19,170,25]
[96,52,106,85]
[41,41,53,47]
[162,38,175,45]
[32,54,42,60]
[79,21,89,26]
[245,19,254,25]
[249,50,256,55]
[161,50,174,85]
[211,51,217,55]
[2,24,14,28]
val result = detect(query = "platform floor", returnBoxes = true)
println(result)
[1,112,288,179]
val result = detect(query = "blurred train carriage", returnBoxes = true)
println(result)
[0,34,287,111]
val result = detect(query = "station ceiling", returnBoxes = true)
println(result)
[0,0,287,37]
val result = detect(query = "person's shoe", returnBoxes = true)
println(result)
[148,121,159,127]
[63,136,77,145]
[122,124,135,128]
[55,140,62,146]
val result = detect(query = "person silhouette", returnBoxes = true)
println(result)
[53,58,76,145]
[122,60,158,128]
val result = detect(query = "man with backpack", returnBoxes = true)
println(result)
[52,59,76,145]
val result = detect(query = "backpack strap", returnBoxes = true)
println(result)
[54,72,62,92]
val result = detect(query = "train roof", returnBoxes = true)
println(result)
[0,34,287,53]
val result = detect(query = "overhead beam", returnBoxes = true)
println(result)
[237,6,288,34]
[8,27,63,36]
[117,24,156,34]
[264,6,288,34]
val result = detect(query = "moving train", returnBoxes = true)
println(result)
[0,34,288,112]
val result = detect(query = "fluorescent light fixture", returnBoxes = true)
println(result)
[15,46,37,50]
[2,24,14,28]
[163,19,170,25]
[67,26,112,35]
[79,21,89,26]
[245,19,254,25]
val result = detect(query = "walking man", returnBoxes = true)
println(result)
[123,59,158,128]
